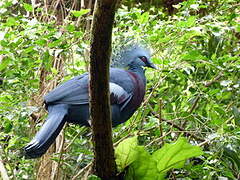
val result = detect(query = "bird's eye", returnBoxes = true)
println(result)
[140,56,147,63]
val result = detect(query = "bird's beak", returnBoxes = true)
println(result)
[148,63,157,69]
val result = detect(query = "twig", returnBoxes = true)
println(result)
[189,95,200,114]
[204,72,223,87]
[163,118,205,142]
[182,72,223,128]
[64,128,88,151]
[72,161,93,180]
[198,140,211,147]
[51,127,65,180]
[0,159,9,180]
[146,131,171,147]
[182,95,200,128]
[189,72,223,114]
[158,99,164,145]
[113,133,133,147]
[148,105,205,142]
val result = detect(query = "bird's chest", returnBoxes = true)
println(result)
[127,72,146,109]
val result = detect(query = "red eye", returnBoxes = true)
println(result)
[140,56,147,63]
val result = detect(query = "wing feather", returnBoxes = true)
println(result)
[44,68,135,111]
[44,73,89,105]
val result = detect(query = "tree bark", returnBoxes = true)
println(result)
[89,0,119,179]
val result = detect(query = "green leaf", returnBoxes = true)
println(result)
[24,46,34,53]
[6,17,17,26]
[66,24,75,32]
[115,136,139,172]
[125,146,160,180]
[0,57,11,71]
[186,16,196,27]
[177,16,196,28]
[87,175,101,180]
[138,12,149,24]
[35,39,47,46]
[7,136,18,149]
[42,51,52,70]
[121,137,203,180]
[5,120,12,133]
[153,137,203,174]
[236,24,240,32]
[51,67,58,75]
[71,9,90,17]
[181,50,206,61]
[48,39,61,48]
[23,3,33,12]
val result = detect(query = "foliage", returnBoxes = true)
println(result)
[115,136,203,180]
[0,0,239,179]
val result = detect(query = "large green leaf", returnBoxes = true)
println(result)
[153,137,203,174]
[115,136,139,172]
[116,137,203,180]
[125,146,160,180]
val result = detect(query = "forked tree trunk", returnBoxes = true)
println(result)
[89,0,119,179]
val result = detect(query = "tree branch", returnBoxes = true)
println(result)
[148,105,205,142]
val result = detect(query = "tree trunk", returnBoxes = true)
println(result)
[163,0,185,15]
[89,0,119,179]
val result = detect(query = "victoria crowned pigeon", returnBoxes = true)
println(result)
[24,45,156,158]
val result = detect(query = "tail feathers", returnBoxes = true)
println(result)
[24,104,68,159]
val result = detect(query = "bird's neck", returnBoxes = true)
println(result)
[128,64,146,83]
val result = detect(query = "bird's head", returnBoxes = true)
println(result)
[112,45,156,69]
[129,46,156,69]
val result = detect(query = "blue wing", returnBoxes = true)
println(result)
[44,69,134,111]
[44,73,89,105]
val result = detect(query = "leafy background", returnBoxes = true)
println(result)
[0,0,240,179]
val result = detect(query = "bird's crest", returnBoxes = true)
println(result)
[111,43,150,68]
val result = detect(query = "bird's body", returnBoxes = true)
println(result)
[45,67,145,126]
[24,45,155,158]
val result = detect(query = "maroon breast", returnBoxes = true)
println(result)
[127,71,146,110]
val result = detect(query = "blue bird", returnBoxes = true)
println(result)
[24,45,156,158]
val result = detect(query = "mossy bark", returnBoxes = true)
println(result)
[89,0,120,179]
